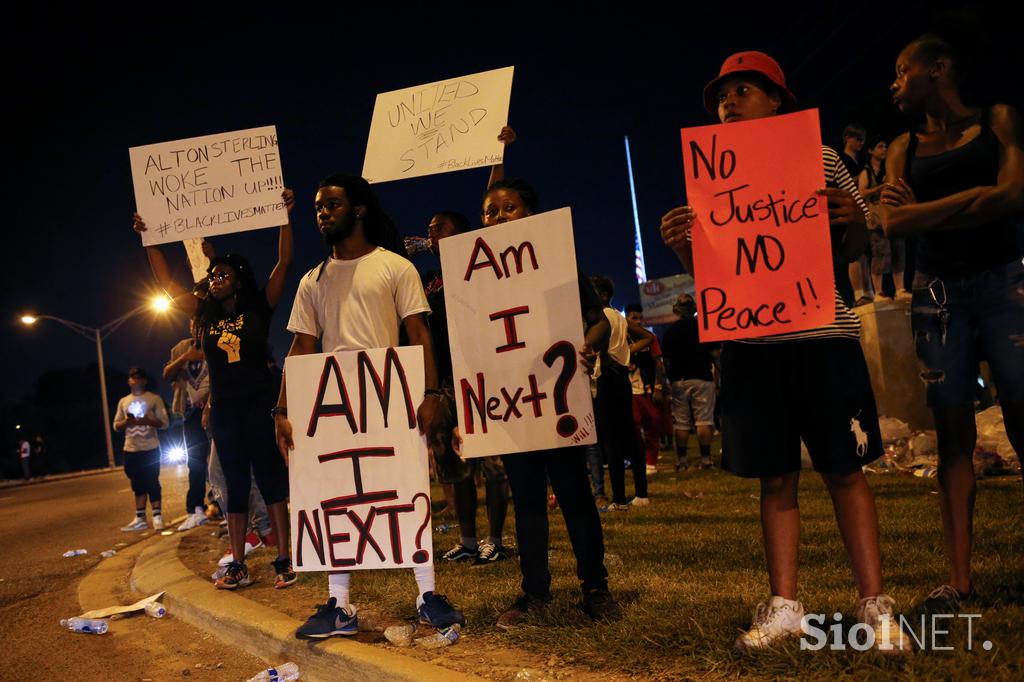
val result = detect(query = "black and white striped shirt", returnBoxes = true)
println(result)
[738,145,865,344]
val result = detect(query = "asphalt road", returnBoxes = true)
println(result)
[0,467,268,681]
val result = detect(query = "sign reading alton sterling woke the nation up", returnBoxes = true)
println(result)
[130,125,288,246]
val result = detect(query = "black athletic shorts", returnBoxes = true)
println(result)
[720,338,883,478]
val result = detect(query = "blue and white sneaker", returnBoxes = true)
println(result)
[441,544,477,562]
[295,597,358,639]
[417,592,465,628]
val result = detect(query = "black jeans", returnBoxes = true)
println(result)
[124,448,161,501]
[502,446,608,599]
[182,408,210,513]
[209,381,288,514]
[596,366,648,503]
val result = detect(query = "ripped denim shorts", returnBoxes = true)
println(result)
[911,257,1024,407]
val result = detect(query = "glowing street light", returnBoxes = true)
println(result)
[17,296,172,468]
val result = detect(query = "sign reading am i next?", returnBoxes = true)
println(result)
[130,125,288,246]
[682,110,836,342]
[286,347,433,572]
[440,208,597,458]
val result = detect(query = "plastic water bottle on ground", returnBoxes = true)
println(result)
[100,550,117,558]
[416,623,460,649]
[144,602,166,618]
[60,617,108,634]
[246,662,300,682]
[62,549,88,558]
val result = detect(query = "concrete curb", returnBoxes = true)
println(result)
[1,467,123,490]
[130,535,482,682]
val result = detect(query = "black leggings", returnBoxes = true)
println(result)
[124,448,161,501]
[209,382,288,514]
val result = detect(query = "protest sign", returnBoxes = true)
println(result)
[362,67,514,184]
[440,207,596,458]
[130,125,287,246]
[638,273,695,325]
[682,109,835,342]
[286,347,432,572]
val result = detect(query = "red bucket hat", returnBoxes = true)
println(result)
[702,51,798,115]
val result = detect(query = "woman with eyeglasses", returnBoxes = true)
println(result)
[882,34,1024,616]
[132,188,296,591]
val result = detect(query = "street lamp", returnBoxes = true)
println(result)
[19,295,173,469]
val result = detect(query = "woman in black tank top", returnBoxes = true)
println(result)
[883,34,1024,615]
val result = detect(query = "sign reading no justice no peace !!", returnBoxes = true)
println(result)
[362,66,514,184]
[682,109,836,342]
[130,125,288,246]
[286,347,432,572]
[440,207,597,458]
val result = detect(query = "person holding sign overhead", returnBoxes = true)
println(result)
[881,34,1024,617]
[660,52,905,652]
[132,188,296,591]
[274,174,464,639]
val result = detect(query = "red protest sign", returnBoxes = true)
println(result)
[681,109,835,342]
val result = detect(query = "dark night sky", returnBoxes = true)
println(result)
[5,2,1019,408]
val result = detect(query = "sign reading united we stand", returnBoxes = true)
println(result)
[286,347,432,572]
[362,66,514,184]
[440,207,597,459]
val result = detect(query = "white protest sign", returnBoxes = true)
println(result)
[130,125,287,246]
[362,66,514,184]
[440,207,597,458]
[286,347,432,572]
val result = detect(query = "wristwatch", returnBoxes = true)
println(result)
[270,406,288,418]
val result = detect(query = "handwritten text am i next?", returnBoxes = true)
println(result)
[440,208,597,458]
[285,347,433,572]
[681,110,836,342]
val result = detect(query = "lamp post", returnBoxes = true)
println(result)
[20,296,172,469]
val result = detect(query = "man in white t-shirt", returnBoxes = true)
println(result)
[273,174,463,639]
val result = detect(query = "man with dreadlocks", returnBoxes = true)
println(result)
[274,174,464,639]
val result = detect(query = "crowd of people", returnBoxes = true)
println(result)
[109,32,1020,654]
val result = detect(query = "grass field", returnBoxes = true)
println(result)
[183,455,1023,680]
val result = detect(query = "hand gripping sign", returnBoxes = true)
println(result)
[682,109,836,342]
[129,125,287,246]
[286,347,432,571]
[362,67,514,184]
[439,207,597,458]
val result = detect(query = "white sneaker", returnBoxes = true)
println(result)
[218,532,265,567]
[121,517,148,532]
[735,596,805,650]
[178,510,208,532]
[629,497,650,507]
[152,515,165,530]
[856,595,911,653]
[645,465,657,476]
